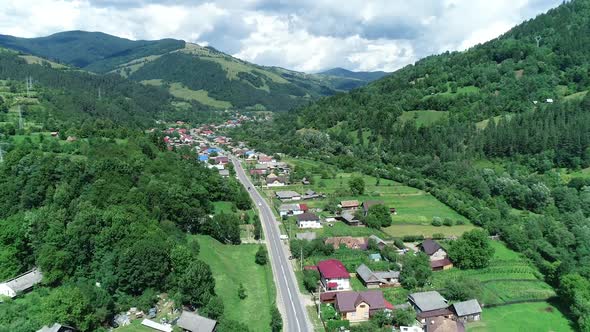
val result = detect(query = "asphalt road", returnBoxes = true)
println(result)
[231,156,312,332]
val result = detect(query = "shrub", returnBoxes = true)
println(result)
[456,219,466,225]
[393,238,405,249]
[432,233,445,240]
[255,246,268,265]
[432,219,442,227]
[443,218,454,226]
[403,235,424,242]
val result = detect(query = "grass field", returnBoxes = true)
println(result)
[431,242,555,306]
[468,301,573,332]
[272,158,473,238]
[168,83,232,108]
[399,110,448,127]
[195,235,275,331]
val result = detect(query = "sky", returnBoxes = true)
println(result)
[0,0,562,73]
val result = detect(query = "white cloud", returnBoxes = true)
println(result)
[0,0,563,72]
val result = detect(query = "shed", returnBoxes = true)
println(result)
[177,311,217,332]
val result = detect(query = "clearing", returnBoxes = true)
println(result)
[195,235,275,331]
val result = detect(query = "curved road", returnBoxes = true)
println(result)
[231,156,312,332]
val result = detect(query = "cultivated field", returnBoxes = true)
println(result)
[269,158,474,239]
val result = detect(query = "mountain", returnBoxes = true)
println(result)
[0,30,185,69]
[319,67,389,82]
[0,31,375,111]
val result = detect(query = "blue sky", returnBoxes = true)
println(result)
[0,0,562,72]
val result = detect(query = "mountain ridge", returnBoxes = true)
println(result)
[0,31,380,111]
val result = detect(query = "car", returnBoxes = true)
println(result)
[288,255,294,260]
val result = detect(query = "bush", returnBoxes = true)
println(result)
[326,320,350,332]
[238,283,247,300]
[456,219,466,225]
[303,270,320,293]
[432,219,442,227]
[393,238,405,249]
[443,218,454,226]
[432,233,445,240]
[255,246,268,265]
[402,235,424,242]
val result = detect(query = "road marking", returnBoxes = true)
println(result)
[233,158,307,332]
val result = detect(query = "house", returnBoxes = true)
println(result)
[302,189,322,200]
[279,203,304,217]
[425,316,465,332]
[266,177,287,187]
[408,291,452,324]
[258,155,274,164]
[368,235,387,250]
[0,268,43,298]
[356,264,399,288]
[362,200,385,216]
[430,258,453,271]
[301,177,311,185]
[409,291,449,313]
[296,213,322,229]
[325,236,368,250]
[333,290,389,323]
[419,239,452,270]
[317,259,351,291]
[177,310,217,332]
[339,211,361,226]
[275,191,301,201]
[214,156,229,165]
[296,232,317,241]
[340,200,360,211]
[419,239,448,261]
[218,169,230,178]
[198,155,209,162]
[452,299,482,322]
[37,324,77,332]
[369,253,382,262]
[250,169,267,176]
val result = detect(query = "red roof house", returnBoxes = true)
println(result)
[299,204,309,212]
[317,259,349,279]
[317,259,351,292]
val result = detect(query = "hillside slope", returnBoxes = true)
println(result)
[320,67,389,82]
[232,1,590,330]
[295,0,590,131]
[0,31,373,111]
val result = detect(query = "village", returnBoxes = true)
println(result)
[157,120,485,332]
[0,116,561,332]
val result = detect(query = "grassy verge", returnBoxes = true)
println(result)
[195,235,274,331]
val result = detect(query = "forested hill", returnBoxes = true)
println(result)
[0,31,373,112]
[296,0,590,131]
[232,1,590,329]
[0,30,185,70]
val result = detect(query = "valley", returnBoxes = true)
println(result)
[1,1,590,332]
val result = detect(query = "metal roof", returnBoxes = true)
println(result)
[408,291,448,312]
[452,299,482,317]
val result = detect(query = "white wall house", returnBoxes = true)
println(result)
[296,213,322,229]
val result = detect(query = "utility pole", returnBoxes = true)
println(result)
[318,282,321,319]
[300,246,303,271]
